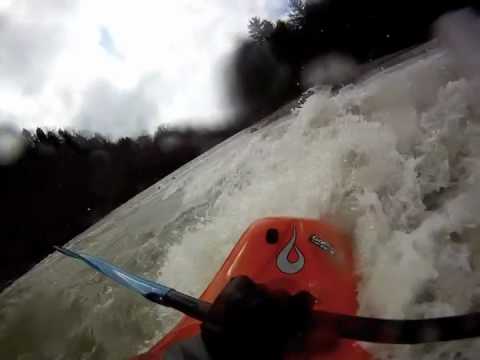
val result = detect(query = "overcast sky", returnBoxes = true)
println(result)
[0,0,287,138]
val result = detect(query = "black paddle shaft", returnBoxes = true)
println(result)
[315,311,480,344]
[146,290,212,322]
[145,287,480,344]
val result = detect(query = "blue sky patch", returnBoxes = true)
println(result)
[99,26,123,60]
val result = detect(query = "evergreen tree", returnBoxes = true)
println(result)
[288,0,305,30]
[248,17,274,43]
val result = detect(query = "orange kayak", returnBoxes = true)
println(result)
[134,217,371,359]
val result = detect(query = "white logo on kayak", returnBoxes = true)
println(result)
[276,225,305,274]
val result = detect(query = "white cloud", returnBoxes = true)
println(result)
[74,75,161,138]
[0,0,285,138]
[0,3,69,94]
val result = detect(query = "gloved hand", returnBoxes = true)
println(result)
[201,276,315,360]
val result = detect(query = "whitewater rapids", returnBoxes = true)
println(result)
[2,44,480,359]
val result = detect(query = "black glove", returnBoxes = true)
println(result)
[200,276,315,360]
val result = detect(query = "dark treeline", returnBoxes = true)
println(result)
[2,0,480,291]
[0,126,234,290]
[228,0,480,125]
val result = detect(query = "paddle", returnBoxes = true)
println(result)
[54,246,211,322]
[55,246,480,344]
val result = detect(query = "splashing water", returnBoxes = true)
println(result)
[2,45,480,359]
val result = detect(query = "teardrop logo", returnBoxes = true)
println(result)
[276,225,305,274]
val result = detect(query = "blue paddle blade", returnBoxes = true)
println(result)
[54,246,170,302]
